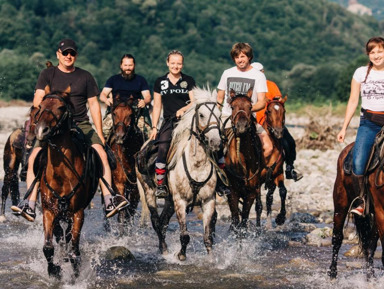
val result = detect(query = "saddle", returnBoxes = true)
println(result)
[136,140,159,177]
[344,129,384,175]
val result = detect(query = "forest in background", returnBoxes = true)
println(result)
[0,0,383,105]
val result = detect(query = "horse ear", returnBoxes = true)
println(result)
[44,85,51,95]
[281,95,287,104]
[230,89,236,99]
[115,93,120,102]
[247,89,253,98]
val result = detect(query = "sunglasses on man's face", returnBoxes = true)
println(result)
[60,50,77,57]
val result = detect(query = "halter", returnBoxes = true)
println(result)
[34,94,72,139]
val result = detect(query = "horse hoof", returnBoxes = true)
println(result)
[275,214,286,226]
[177,252,186,261]
[48,264,62,279]
[0,215,6,223]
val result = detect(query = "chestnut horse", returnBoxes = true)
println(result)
[329,140,384,279]
[34,89,98,279]
[1,107,38,217]
[260,97,288,227]
[224,90,263,233]
[108,95,144,226]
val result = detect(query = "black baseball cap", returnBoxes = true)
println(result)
[57,38,78,52]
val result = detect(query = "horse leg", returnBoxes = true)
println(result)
[254,187,262,227]
[240,194,256,235]
[70,211,84,278]
[126,183,140,223]
[265,182,276,229]
[159,195,175,254]
[43,211,61,279]
[138,180,150,227]
[174,200,189,261]
[275,179,287,226]
[328,178,349,279]
[202,198,216,255]
[227,191,240,232]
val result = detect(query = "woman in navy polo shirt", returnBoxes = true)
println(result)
[150,50,195,197]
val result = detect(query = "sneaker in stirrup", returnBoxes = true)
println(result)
[11,203,36,222]
[351,205,364,216]
[155,185,169,198]
[105,196,128,218]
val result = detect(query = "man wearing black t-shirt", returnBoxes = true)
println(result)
[11,38,127,221]
[99,54,152,139]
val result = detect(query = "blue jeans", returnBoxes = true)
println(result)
[353,118,382,175]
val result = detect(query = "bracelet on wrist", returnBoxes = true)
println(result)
[152,126,157,129]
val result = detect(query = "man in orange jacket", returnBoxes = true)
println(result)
[252,62,303,181]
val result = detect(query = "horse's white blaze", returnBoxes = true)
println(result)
[274,104,280,110]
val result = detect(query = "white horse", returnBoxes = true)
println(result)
[136,87,222,260]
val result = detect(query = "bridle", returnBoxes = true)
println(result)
[34,94,72,139]
[111,100,135,143]
[227,95,254,136]
[189,101,222,147]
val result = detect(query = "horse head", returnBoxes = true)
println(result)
[265,96,286,139]
[25,106,39,147]
[111,94,135,144]
[229,89,253,135]
[34,86,73,141]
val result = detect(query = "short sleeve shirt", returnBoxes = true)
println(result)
[104,74,149,101]
[154,72,195,118]
[35,66,99,123]
[217,66,267,117]
[353,66,384,112]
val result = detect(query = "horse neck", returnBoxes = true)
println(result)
[182,134,211,167]
[46,130,79,168]
[229,126,261,166]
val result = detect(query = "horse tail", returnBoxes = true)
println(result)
[354,212,375,251]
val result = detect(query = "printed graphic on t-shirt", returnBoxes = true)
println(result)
[226,77,255,102]
[159,79,189,96]
[362,80,384,100]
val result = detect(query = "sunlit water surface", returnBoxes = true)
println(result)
[1,183,384,289]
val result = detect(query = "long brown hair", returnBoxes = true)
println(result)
[363,37,384,83]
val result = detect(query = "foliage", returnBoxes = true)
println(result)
[0,0,381,103]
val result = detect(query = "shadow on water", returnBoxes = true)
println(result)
[1,182,384,289]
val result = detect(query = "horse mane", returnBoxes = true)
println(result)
[168,87,217,168]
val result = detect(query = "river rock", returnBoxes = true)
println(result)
[104,246,135,261]
[306,227,333,246]
[289,212,318,223]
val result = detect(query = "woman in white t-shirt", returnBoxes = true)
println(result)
[337,36,384,216]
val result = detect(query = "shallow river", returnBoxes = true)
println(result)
[1,183,384,289]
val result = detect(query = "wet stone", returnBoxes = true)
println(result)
[104,246,135,261]
[305,227,333,247]
[290,212,318,223]
[155,270,186,277]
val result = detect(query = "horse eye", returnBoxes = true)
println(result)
[199,113,204,118]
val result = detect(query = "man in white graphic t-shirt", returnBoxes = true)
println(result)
[214,42,272,196]
[217,42,272,157]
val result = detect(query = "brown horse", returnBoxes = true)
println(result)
[260,97,287,227]
[224,90,263,233]
[34,89,98,279]
[329,141,384,279]
[1,107,38,217]
[108,95,144,226]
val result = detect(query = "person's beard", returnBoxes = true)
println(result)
[121,69,135,80]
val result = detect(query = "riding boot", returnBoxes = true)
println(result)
[351,174,365,216]
[155,162,169,198]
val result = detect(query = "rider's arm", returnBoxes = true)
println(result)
[217,89,225,107]
[251,92,267,112]
[337,78,361,142]
[138,90,151,108]
[149,92,162,140]
[88,96,105,144]
[33,89,45,108]
[99,87,113,106]
[176,90,195,118]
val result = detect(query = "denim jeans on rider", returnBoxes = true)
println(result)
[352,118,382,175]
